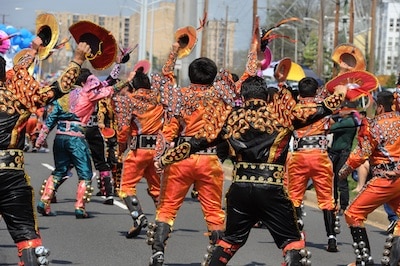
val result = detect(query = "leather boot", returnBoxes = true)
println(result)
[295,207,304,231]
[75,180,93,219]
[202,230,225,265]
[349,226,374,265]
[323,209,338,252]
[37,175,62,216]
[149,222,172,266]
[123,195,148,238]
[17,240,50,266]
[207,241,240,266]
[99,170,114,205]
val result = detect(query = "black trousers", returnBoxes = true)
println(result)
[85,127,110,172]
[0,168,41,243]
[328,149,350,210]
[223,182,302,249]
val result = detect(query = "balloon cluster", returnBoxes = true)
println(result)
[0,24,35,54]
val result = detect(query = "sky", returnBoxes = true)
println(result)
[1,0,269,51]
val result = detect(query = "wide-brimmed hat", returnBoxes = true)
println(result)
[36,13,60,60]
[13,48,36,75]
[325,70,379,101]
[69,21,117,70]
[274,57,291,82]
[133,60,151,74]
[331,43,366,71]
[175,26,197,59]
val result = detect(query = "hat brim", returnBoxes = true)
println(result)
[175,26,197,59]
[69,21,117,70]
[133,60,151,74]
[36,13,60,60]
[331,44,366,71]
[274,57,291,82]
[325,70,379,101]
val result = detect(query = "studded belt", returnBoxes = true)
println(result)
[232,162,285,185]
[0,149,24,170]
[177,136,216,155]
[293,135,328,151]
[130,135,157,150]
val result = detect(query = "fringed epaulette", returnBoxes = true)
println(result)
[57,61,81,93]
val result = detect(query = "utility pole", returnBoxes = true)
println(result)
[200,0,209,57]
[223,5,229,68]
[333,0,340,77]
[349,0,354,43]
[368,0,376,73]
[317,0,324,79]
[253,0,257,25]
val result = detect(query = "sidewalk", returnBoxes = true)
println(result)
[222,163,388,230]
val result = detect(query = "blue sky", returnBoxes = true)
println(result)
[1,0,268,51]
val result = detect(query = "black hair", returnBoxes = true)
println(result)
[231,73,239,82]
[0,55,5,82]
[376,91,394,112]
[241,76,268,101]
[131,68,151,90]
[266,86,278,103]
[75,68,92,85]
[188,57,217,85]
[298,77,318,97]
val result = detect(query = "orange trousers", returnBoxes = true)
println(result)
[119,149,160,201]
[156,154,225,231]
[286,150,336,211]
[345,176,400,236]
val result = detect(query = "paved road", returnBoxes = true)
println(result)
[0,146,391,266]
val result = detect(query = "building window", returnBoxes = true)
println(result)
[389,18,394,31]
[397,18,400,32]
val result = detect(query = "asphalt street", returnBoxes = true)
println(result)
[0,141,392,266]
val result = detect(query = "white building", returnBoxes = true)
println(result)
[376,0,400,75]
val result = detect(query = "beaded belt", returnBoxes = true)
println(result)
[232,162,284,185]
[0,149,24,170]
[57,121,86,137]
[372,162,400,179]
[293,135,328,151]
[177,136,217,155]
[130,135,157,150]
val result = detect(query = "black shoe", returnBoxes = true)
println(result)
[386,220,397,235]
[126,214,148,238]
[103,196,114,205]
[149,251,164,266]
[326,238,338,252]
